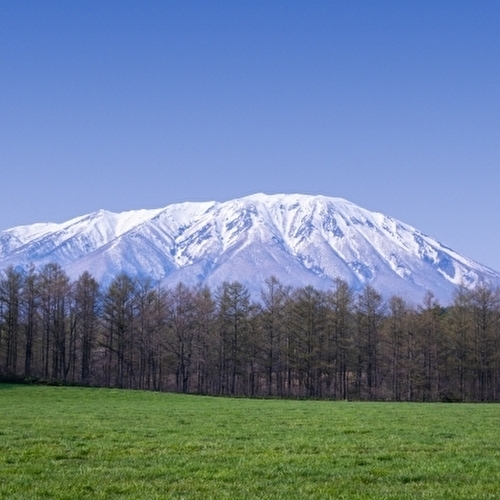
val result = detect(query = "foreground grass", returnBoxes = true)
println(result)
[1,385,500,499]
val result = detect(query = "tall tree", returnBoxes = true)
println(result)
[381,295,420,401]
[163,283,198,393]
[215,282,251,395]
[21,266,40,378]
[448,285,474,401]
[192,285,216,394]
[133,279,166,391]
[326,279,355,399]
[355,286,384,400]
[73,271,100,384]
[416,292,443,401]
[102,274,137,388]
[469,285,500,401]
[260,276,289,396]
[287,286,327,397]
[39,263,71,381]
[0,267,23,375]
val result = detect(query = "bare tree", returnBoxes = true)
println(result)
[326,279,355,399]
[192,285,216,394]
[355,286,384,400]
[286,286,328,397]
[163,283,198,393]
[469,285,500,401]
[0,267,23,375]
[215,282,251,395]
[381,295,416,400]
[260,276,290,396]
[39,263,71,381]
[102,274,137,388]
[21,266,40,378]
[73,271,100,384]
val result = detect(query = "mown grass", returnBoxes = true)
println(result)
[1,384,500,499]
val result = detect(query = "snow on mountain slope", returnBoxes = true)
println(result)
[1,193,499,304]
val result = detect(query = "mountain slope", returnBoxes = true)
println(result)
[1,193,499,304]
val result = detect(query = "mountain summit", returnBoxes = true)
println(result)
[1,193,499,303]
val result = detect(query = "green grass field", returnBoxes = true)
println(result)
[1,384,500,499]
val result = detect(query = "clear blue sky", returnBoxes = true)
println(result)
[1,1,499,270]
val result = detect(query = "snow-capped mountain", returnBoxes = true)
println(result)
[1,193,499,304]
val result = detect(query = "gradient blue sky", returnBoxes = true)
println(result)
[1,1,500,270]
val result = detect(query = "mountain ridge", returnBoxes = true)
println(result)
[1,193,499,304]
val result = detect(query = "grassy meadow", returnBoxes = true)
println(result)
[1,384,500,499]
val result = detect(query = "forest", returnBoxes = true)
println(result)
[1,263,500,402]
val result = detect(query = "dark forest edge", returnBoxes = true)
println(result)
[1,263,500,402]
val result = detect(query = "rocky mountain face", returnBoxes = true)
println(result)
[1,193,499,304]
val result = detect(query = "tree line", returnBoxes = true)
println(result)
[1,263,500,401]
